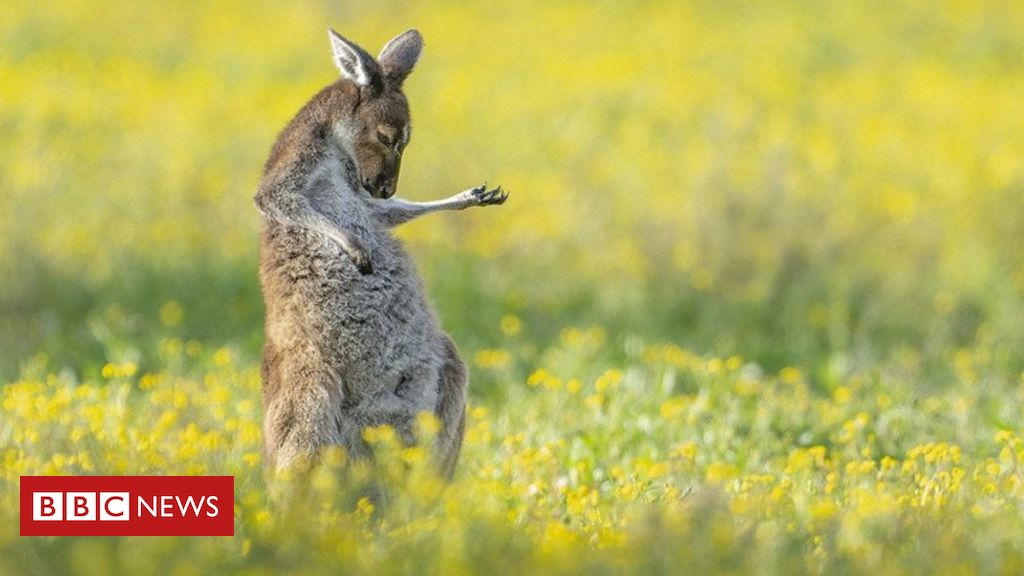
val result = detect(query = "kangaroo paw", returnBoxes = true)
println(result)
[470,183,509,206]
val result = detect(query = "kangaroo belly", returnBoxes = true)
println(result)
[260,223,444,418]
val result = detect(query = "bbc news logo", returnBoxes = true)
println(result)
[21,476,233,536]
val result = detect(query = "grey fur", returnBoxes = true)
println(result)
[255,29,507,478]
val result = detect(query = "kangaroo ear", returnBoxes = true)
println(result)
[328,29,378,87]
[378,29,423,86]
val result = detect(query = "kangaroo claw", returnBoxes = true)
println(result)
[471,184,509,206]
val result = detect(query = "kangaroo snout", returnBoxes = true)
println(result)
[363,174,397,199]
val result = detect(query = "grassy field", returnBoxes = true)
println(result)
[3,0,1024,573]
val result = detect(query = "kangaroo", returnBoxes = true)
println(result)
[255,28,507,478]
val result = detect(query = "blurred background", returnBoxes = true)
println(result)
[3,0,1024,391]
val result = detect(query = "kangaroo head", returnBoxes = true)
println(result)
[328,29,423,199]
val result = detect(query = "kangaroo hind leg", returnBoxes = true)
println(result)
[264,360,344,472]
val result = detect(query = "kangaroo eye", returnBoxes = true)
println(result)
[377,131,393,147]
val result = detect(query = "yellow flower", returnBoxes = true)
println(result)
[833,386,852,404]
[159,300,184,327]
[595,369,623,392]
[499,314,522,336]
[474,348,511,370]
[994,430,1015,444]
[810,500,838,520]
[213,348,232,367]
[779,367,803,384]
[659,396,687,420]
[358,494,378,516]
[706,462,739,483]
[527,368,551,387]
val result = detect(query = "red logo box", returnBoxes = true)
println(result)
[20,476,234,536]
